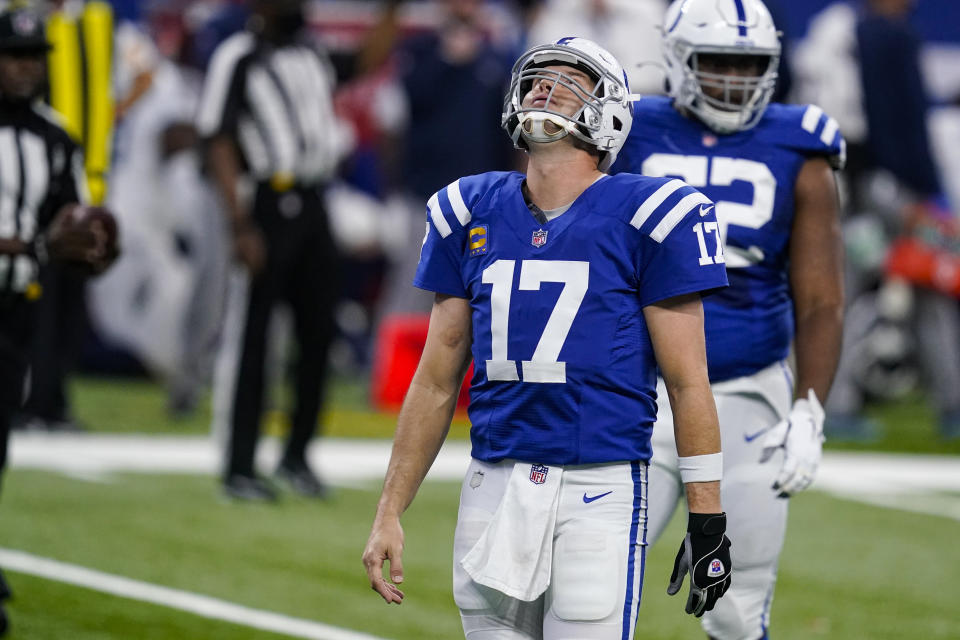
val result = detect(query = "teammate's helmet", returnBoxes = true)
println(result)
[662,0,780,134]
[502,37,633,172]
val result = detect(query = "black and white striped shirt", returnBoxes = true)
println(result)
[195,32,340,186]
[0,102,86,294]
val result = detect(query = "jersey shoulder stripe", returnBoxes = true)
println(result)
[620,175,711,243]
[446,178,471,226]
[629,178,687,230]
[800,103,841,147]
[426,171,516,238]
[800,104,824,134]
[649,191,712,243]
[427,192,452,238]
[763,102,846,169]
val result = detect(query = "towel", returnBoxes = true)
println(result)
[460,461,563,601]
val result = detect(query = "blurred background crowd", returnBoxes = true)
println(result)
[7,0,960,449]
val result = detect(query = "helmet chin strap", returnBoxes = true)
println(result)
[518,112,577,144]
[694,100,745,134]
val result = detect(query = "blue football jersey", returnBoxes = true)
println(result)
[612,96,846,382]
[414,171,728,465]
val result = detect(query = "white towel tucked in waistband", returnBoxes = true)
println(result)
[460,461,563,601]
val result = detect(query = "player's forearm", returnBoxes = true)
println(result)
[0,238,27,255]
[685,480,722,514]
[668,381,722,458]
[206,136,247,226]
[375,377,460,520]
[669,379,724,514]
[793,301,843,402]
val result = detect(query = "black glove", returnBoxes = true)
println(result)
[667,512,732,617]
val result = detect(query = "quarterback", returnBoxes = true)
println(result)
[364,37,732,639]
[612,1,845,639]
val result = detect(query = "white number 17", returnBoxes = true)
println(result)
[481,259,588,384]
[693,222,725,266]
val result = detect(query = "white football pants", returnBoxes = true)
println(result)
[454,459,648,640]
[648,362,794,640]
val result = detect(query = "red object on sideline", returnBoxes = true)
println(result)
[371,314,472,412]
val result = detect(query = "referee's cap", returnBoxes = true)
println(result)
[0,9,52,53]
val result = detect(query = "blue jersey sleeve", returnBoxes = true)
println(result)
[412,173,504,297]
[762,103,847,170]
[628,178,729,307]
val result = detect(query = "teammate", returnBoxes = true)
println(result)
[363,37,732,638]
[611,1,845,638]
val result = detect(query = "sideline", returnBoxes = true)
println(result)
[0,548,390,640]
[8,433,960,520]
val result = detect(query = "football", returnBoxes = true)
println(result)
[48,203,120,274]
[65,204,118,244]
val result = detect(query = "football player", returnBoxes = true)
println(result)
[611,1,845,639]
[364,37,733,638]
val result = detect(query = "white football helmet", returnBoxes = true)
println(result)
[502,37,633,171]
[662,0,781,133]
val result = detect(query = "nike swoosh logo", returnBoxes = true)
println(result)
[744,427,772,443]
[699,204,715,217]
[582,491,613,504]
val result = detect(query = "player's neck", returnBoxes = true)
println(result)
[524,146,604,211]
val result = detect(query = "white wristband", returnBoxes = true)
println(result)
[677,453,723,483]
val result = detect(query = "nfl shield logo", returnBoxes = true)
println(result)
[529,464,549,484]
[531,229,548,248]
[708,559,725,577]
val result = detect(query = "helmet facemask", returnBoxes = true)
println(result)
[682,49,779,133]
[512,64,605,146]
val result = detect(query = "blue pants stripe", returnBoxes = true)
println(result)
[621,461,647,639]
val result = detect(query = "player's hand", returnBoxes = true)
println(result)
[86,216,120,273]
[232,222,266,275]
[667,512,732,617]
[45,204,120,274]
[45,204,99,263]
[362,515,406,604]
[759,389,825,497]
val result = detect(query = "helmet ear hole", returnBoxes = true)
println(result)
[612,116,623,131]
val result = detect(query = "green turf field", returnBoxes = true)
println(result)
[0,376,955,639]
[0,470,957,639]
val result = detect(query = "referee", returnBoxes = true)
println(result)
[197,0,341,501]
[0,7,114,633]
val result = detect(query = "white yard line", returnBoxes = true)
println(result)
[7,433,960,519]
[0,548,389,640]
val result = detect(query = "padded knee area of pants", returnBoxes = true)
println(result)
[550,532,619,622]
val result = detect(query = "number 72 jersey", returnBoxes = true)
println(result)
[414,171,728,466]
[613,96,846,382]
